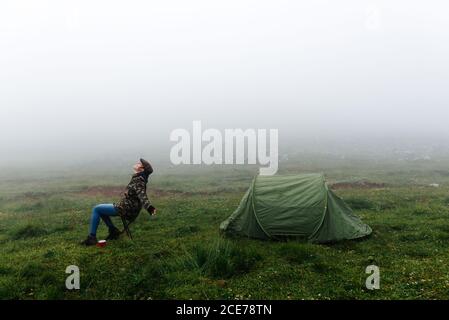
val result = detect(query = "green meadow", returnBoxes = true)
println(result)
[1,157,449,300]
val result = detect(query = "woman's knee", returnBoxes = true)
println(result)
[93,204,114,216]
[92,204,104,215]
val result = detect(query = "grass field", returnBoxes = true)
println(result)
[1,158,449,300]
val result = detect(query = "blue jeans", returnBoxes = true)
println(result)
[89,204,118,236]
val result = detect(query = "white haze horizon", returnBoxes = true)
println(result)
[1,1,449,168]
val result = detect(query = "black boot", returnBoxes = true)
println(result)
[81,234,98,246]
[106,227,121,240]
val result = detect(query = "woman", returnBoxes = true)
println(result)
[81,158,157,246]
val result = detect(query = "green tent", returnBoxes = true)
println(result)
[220,173,372,243]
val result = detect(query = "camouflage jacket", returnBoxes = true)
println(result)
[114,172,152,221]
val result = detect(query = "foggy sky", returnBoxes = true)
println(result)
[1,0,449,166]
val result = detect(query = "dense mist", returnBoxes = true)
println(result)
[1,1,448,168]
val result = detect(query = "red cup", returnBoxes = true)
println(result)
[96,240,107,248]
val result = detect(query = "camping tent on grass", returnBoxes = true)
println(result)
[220,173,372,243]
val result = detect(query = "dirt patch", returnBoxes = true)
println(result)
[78,186,227,198]
[22,191,51,199]
[150,188,231,197]
[151,188,246,197]
[79,186,125,197]
[330,181,386,190]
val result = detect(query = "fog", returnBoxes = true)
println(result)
[1,0,449,168]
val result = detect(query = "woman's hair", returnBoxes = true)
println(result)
[140,158,153,175]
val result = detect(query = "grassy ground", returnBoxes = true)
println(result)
[1,161,449,300]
